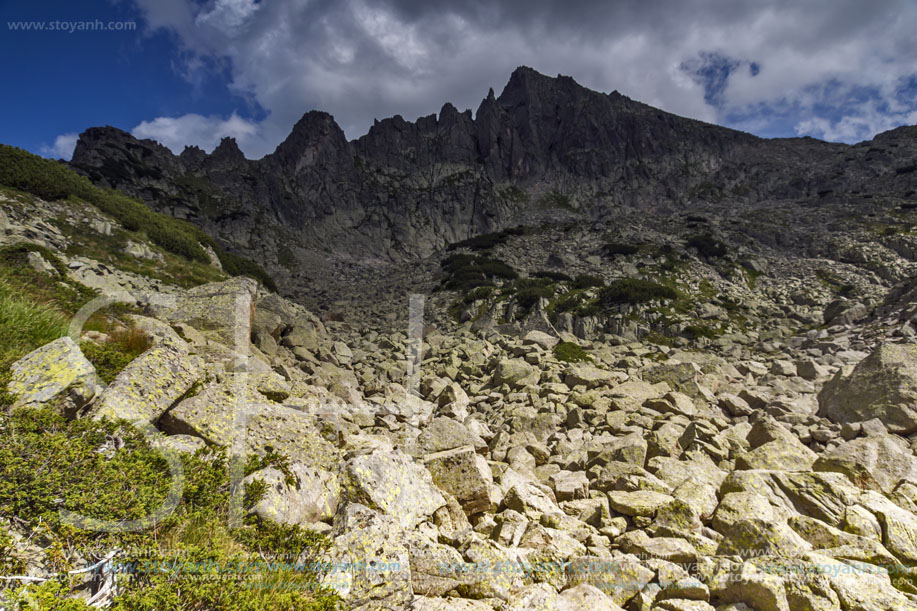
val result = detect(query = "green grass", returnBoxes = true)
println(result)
[0,282,68,368]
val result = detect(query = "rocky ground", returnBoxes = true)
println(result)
[3,184,917,610]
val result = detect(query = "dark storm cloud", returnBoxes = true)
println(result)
[124,0,917,157]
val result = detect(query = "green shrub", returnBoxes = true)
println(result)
[0,407,338,609]
[686,233,727,259]
[515,285,553,310]
[441,254,518,291]
[598,278,679,306]
[683,324,718,340]
[553,341,590,363]
[571,274,604,289]
[602,242,640,258]
[463,286,493,303]
[446,226,527,251]
[217,251,277,292]
[532,270,572,282]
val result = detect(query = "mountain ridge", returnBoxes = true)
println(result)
[68,66,917,311]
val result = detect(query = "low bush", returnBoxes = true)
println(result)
[683,324,718,340]
[446,226,527,251]
[598,278,679,306]
[571,274,604,289]
[217,250,277,292]
[553,341,590,363]
[686,233,727,259]
[602,242,640,258]
[441,254,518,291]
[463,286,494,303]
[515,285,553,310]
[532,270,572,282]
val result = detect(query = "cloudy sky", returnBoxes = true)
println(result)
[3,0,917,160]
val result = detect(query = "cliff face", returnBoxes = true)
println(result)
[70,66,917,286]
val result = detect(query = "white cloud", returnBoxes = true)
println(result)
[131,112,260,154]
[41,133,79,160]
[125,0,917,154]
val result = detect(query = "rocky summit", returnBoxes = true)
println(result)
[0,67,916,610]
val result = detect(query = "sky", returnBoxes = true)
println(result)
[2,0,917,161]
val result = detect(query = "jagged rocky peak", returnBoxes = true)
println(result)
[268,110,351,171]
[210,136,247,166]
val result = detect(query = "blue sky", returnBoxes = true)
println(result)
[2,0,917,160]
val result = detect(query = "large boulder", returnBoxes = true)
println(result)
[566,553,654,607]
[813,434,917,493]
[326,503,413,610]
[423,445,493,516]
[242,463,340,526]
[735,419,817,472]
[817,343,917,434]
[345,449,446,529]
[91,337,202,424]
[564,363,626,389]
[7,337,101,416]
[493,358,540,388]
[147,277,258,347]
[159,377,338,469]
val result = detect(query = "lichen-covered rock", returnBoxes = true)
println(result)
[607,490,674,518]
[616,530,698,563]
[557,583,625,611]
[326,503,413,610]
[564,363,625,389]
[7,337,100,416]
[813,434,917,493]
[502,481,561,518]
[417,417,478,454]
[147,276,258,347]
[424,445,493,516]
[550,470,589,502]
[405,535,465,597]
[410,597,496,610]
[242,463,340,526]
[708,561,790,611]
[160,377,339,468]
[817,343,917,434]
[802,551,917,611]
[566,553,654,607]
[493,358,540,388]
[345,449,446,529]
[91,338,202,423]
